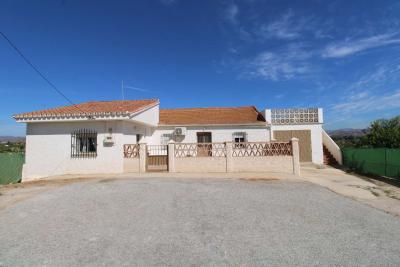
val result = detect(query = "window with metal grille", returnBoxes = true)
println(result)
[160,133,173,145]
[232,132,247,148]
[71,129,97,158]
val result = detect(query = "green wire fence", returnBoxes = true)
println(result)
[0,153,25,184]
[342,148,400,179]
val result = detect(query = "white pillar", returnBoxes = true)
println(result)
[225,142,233,172]
[318,108,324,123]
[291,138,300,176]
[168,141,175,173]
[264,109,272,123]
[139,143,146,173]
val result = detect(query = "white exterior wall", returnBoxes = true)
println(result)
[23,121,124,180]
[23,120,152,181]
[271,124,323,165]
[148,125,270,145]
[121,121,151,144]
[21,104,326,180]
[131,104,159,126]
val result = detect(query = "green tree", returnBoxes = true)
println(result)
[362,116,400,148]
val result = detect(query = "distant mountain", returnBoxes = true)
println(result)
[327,128,366,137]
[0,136,25,142]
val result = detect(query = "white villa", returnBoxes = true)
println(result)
[14,99,341,181]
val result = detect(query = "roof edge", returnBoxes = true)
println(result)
[160,105,257,111]
[158,122,268,127]
[13,99,159,121]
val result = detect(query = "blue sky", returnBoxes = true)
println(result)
[1,0,400,136]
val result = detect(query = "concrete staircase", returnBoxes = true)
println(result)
[323,145,338,166]
[322,129,342,166]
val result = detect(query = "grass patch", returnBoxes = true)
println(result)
[370,190,380,197]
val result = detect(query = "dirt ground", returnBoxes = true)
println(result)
[0,178,93,211]
[1,167,400,217]
[300,165,400,217]
[357,176,400,200]
[0,174,282,211]
[2,178,400,266]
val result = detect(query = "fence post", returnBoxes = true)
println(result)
[168,141,175,173]
[139,143,147,173]
[291,138,300,177]
[226,142,233,172]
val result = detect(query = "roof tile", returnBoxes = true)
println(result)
[159,106,266,125]
[14,99,159,119]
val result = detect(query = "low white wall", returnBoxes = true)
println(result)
[174,156,293,174]
[123,158,140,173]
[231,156,293,173]
[173,155,293,174]
[271,124,323,165]
[175,157,227,173]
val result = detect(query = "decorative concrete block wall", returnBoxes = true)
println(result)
[169,140,300,176]
[123,140,301,176]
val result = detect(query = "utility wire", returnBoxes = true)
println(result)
[0,31,90,117]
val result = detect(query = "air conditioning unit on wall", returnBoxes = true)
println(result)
[174,127,186,136]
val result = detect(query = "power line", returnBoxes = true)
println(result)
[0,31,90,117]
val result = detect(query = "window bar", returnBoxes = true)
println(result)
[83,129,86,158]
[86,129,89,158]
[82,129,84,158]
[85,129,88,158]
[83,129,85,158]
[71,131,73,158]
[81,129,83,158]
[80,129,83,158]
[77,129,80,158]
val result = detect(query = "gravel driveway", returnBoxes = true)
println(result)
[1,178,400,266]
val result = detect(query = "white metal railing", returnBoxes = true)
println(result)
[322,129,342,165]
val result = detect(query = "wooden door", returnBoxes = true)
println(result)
[197,132,212,156]
[274,130,312,162]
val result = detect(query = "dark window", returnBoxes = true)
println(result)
[71,129,97,158]
[197,132,212,143]
[234,136,245,143]
[233,132,247,148]
[136,134,143,143]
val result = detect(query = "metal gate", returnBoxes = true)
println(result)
[146,145,168,172]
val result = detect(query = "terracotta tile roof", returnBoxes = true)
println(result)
[159,106,266,125]
[14,99,159,119]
